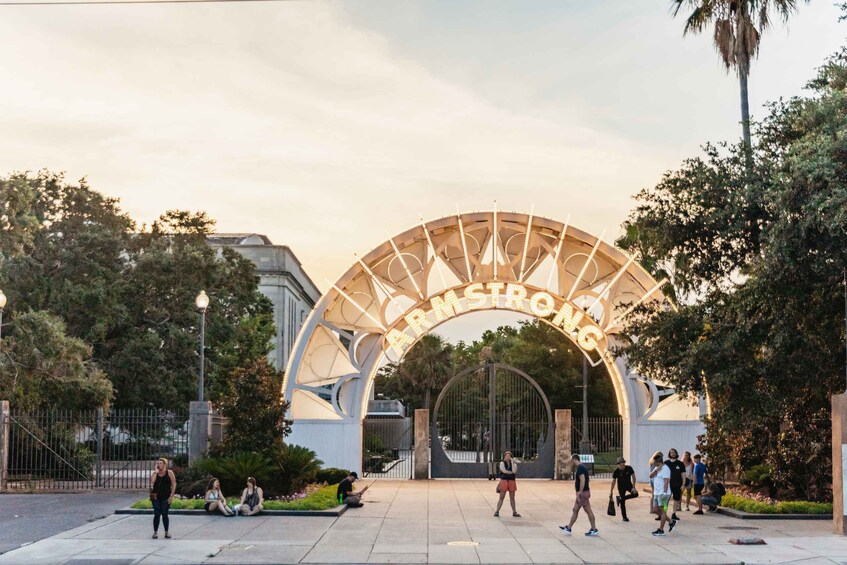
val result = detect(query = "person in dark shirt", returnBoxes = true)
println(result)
[665,448,686,521]
[336,472,368,507]
[609,457,638,522]
[559,453,598,537]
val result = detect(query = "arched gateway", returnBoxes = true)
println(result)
[283,211,705,478]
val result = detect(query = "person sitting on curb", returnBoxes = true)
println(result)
[205,478,236,517]
[238,477,264,516]
[701,480,726,512]
[337,471,368,507]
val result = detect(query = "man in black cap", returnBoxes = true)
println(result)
[609,457,638,522]
[337,472,368,507]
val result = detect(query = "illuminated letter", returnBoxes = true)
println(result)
[464,283,487,310]
[577,326,604,351]
[385,328,415,356]
[529,291,555,317]
[404,308,433,336]
[430,290,464,322]
[487,282,505,308]
[504,284,527,311]
[551,303,583,333]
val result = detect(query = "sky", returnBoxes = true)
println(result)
[1,0,844,337]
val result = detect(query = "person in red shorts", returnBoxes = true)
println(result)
[559,453,599,536]
[494,451,520,517]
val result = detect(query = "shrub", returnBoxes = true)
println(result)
[316,468,350,485]
[172,465,211,498]
[721,492,832,515]
[198,452,276,496]
[130,484,341,511]
[271,444,323,495]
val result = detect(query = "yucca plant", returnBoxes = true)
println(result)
[198,452,276,495]
[271,444,324,495]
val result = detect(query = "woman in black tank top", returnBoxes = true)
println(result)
[150,458,176,539]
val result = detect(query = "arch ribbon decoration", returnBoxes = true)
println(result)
[283,210,681,427]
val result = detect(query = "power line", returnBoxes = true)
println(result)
[0,0,301,5]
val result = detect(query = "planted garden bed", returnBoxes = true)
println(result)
[717,492,832,520]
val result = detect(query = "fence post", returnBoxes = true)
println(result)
[833,393,847,535]
[555,409,572,480]
[189,401,212,466]
[414,409,429,480]
[95,407,104,488]
[0,401,9,492]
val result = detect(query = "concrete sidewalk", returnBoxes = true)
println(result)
[0,480,845,564]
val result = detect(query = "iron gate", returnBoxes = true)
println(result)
[431,362,554,478]
[362,416,414,479]
[5,407,189,491]
[571,416,623,478]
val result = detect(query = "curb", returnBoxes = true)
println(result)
[717,507,831,520]
[115,504,348,517]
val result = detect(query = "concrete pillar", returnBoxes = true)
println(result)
[414,409,429,480]
[189,401,212,466]
[555,409,572,480]
[833,393,847,535]
[0,401,9,492]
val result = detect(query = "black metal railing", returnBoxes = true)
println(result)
[362,416,414,479]
[571,416,623,478]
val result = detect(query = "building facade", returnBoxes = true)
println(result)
[207,234,321,370]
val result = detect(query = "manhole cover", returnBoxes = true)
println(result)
[447,541,479,547]
[719,526,760,530]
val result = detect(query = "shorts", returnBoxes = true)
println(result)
[575,491,591,508]
[684,478,692,488]
[204,502,215,512]
[653,494,671,511]
[498,479,516,493]
[670,484,682,501]
[694,484,704,496]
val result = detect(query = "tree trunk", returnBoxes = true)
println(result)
[425,388,431,412]
[739,68,752,148]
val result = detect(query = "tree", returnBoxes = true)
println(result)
[618,42,847,500]
[0,311,113,412]
[398,334,454,411]
[672,0,805,147]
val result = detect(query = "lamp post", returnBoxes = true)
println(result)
[579,355,592,456]
[195,290,209,402]
[0,289,6,343]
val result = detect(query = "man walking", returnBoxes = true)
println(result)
[610,457,638,522]
[665,448,686,521]
[559,453,599,537]
[692,454,708,515]
[651,453,677,536]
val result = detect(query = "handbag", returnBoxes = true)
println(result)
[149,490,158,502]
[607,495,616,516]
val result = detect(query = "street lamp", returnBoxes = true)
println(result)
[195,290,209,402]
[0,289,6,343]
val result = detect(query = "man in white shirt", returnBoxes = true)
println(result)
[651,453,677,536]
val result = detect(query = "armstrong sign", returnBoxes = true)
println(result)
[385,282,605,362]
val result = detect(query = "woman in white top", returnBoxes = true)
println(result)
[682,451,695,511]
[204,478,235,517]
[494,451,520,518]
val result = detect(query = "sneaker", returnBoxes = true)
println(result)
[693,510,704,515]
[708,505,717,512]
[585,529,599,537]
[164,532,171,539]
[493,511,499,517]
[512,512,521,517]
[622,517,629,522]
[669,519,677,533]
[654,516,661,521]
[652,529,666,537]
[152,533,158,539]
[559,525,572,535]
[616,495,621,507]
[672,513,679,521]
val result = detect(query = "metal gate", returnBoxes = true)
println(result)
[362,416,414,479]
[431,362,554,478]
[571,416,623,478]
[5,407,189,491]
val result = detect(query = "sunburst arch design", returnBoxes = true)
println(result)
[282,210,676,426]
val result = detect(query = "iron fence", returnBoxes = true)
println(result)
[571,416,623,478]
[362,416,414,479]
[6,407,189,491]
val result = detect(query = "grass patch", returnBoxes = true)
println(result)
[720,492,832,515]
[130,484,341,511]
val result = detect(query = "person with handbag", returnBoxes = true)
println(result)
[149,457,176,539]
[238,477,264,516]
[609,457,638,522]
[494,451,520,517]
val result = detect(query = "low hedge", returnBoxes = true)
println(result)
[720,492,832,515]
[130,484,340,511]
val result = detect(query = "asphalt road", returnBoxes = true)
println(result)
[0,491,142,555]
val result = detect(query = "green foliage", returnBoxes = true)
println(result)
[398,334,453,411]
[130,484,341,511]
[171,465,211,499]
[363,433,385,455]
[618,43,847,501]
[0,311,113,411]
[721,493,832,515]
[316,468,351,485]
[273,444,323,495]
[213,358,291,456]
[198,452,276,496]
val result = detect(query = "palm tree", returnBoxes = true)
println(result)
[399,334,453,411]
[672,0,805,147]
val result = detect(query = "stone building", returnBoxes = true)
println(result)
[206,234,321,370]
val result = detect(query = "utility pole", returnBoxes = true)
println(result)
[579,356,591,455]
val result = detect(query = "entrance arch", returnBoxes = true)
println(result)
[282,210,705,478]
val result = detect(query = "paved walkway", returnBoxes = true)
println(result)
[1,480,845,564]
